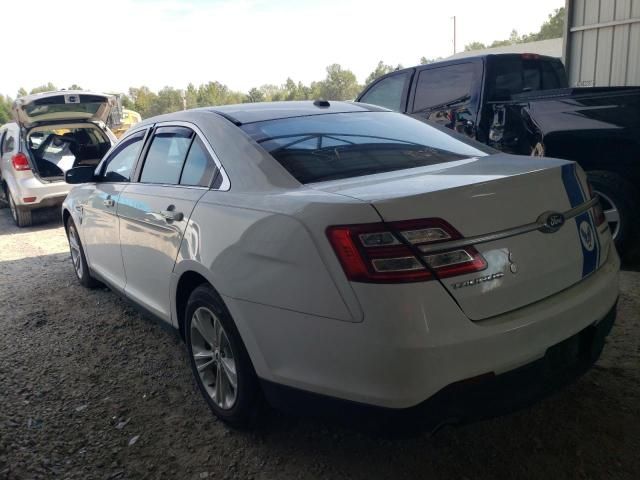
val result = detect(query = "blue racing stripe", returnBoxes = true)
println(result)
[561,163,600,278]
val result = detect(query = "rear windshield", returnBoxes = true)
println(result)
[240,112,490,184]
[487,57,568,101]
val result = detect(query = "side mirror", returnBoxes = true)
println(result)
[65,166,96,184]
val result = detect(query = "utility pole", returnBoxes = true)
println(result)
[453,15,457,54]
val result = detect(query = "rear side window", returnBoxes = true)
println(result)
[140,127,193,184]
[180,137,217,187]
[2,133,15,154]
[412,63,475,112]
[359,73,409,111]
[102,131,145,182]
[241,112,490,184]
[488,57,568,100]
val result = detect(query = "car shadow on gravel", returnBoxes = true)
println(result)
[0,206,62,236]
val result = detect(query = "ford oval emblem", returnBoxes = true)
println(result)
[538,211,566,233]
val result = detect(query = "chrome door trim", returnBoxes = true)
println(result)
[417,197,600,254]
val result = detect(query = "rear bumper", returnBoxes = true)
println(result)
[225,245,620,410]
[10,174,69,208]
[261,302,616,426]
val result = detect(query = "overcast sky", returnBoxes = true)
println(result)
[2,0,564,97]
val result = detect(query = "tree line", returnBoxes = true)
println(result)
[0,8,564,125]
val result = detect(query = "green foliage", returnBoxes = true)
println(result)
[464,7,565,52]
[312,64,362,101]
[17,88,28,98]
[3,63,362,120]
[365,61,398,85]
[68,84,83,90]
[420,56,444,65]
[0,95,12,125]
[30,83,57,94]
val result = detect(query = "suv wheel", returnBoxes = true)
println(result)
[587,170,639,259]
[8,190,32,227]
[185,285,260,428]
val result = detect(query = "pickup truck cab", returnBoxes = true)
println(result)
[357,54,640,258]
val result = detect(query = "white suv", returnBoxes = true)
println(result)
[0,91,117,226]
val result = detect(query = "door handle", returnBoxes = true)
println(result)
[103,197,115,207]
[160,206,184,222]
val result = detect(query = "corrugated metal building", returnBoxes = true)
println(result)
[564,0,640,86]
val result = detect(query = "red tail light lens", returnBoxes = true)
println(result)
[326,219,487,283]
[587,182,606,227]
[11,153,31,171]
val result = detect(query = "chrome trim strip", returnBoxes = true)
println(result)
[418,197,599,254]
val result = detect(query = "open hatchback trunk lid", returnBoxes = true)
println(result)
[12,91,115,128]
[316,154,609,321]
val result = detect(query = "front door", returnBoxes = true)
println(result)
[82,129,147,290]
[118,126,218,322]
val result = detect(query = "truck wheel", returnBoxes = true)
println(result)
[8,190,33,227]
[587,171,639,258]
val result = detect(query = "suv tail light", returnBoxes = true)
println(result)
[326,219,487,283]
[11,153,31,171]
[587,183,606,227]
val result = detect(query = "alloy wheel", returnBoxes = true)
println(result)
[595,190,621,240]
[190,307,238,410]
[67,225,84,279]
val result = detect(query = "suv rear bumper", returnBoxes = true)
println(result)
[10,174,69,208]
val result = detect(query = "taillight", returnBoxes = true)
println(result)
[587,182,606,227]
[11,153,30,171]
[326,219,487,283]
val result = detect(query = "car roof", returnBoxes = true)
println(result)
[202,100,388,125]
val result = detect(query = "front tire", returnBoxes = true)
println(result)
[185,285,260,428]
[587,171,639,259]
[65,219,99,288]
[8,189,32,227]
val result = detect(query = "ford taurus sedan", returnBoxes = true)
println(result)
[62,101,619,426]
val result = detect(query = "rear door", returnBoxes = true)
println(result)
[117,123,221,322]
[82,128,149,291]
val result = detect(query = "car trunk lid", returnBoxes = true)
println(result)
[313,154,608,320]
[12,91,115,129]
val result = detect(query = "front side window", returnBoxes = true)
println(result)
[102,131,146,182]
[412,63,475,112]
[140,126,193,184]
[359,73,409,111]
[241,112,491,184]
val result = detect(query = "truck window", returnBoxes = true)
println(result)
[488,56,568,101]
[359,72,409,111]
[412,63,475,112]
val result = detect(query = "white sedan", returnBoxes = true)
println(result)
[62,101,619,427]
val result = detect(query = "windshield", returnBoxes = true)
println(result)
[240,112,492,184]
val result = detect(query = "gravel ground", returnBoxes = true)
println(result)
[0,206,639,480]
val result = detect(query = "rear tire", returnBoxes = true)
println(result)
[185,285,261,428]
[65,219,99,288]
[587,171,640,260]
[8,189,32,227]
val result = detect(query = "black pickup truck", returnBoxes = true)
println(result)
[356,53,640,257]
